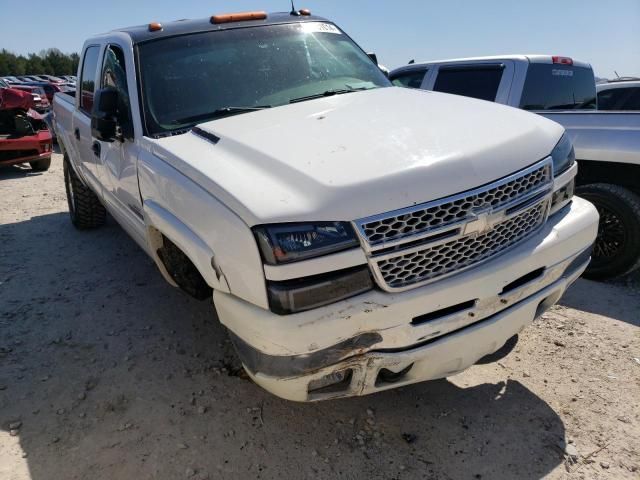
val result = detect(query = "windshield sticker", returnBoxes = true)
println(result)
[301,22,342,34]
[552,69,573,77]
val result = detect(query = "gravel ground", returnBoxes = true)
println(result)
[1,153,639,480]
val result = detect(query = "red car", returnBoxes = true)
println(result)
[4,84,50,112]
[0,85,53,171]
[21,81,73,103]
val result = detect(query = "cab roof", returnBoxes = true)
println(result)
[112,12,330,45]
[392,54,591,73]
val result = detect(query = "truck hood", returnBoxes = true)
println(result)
[148,87,564,226]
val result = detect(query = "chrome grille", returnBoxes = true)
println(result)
[354,158,554,292]
[376,201,547,289]
[359,161,551,245]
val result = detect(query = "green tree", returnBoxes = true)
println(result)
[0,49,79,76]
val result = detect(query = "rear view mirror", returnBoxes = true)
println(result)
[91,88,118,142]
[367,52,379,65]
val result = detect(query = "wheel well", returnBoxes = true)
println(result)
[151,230,212,301]
[576,160,640,195]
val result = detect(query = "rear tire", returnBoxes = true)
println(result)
[29,157,51,171]
[577,183,640,280]
[63,156,106,229]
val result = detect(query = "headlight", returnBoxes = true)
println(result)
[551,134,575,176]
[253,222,360,265]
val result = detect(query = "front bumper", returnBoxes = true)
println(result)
[0,130,52,167]
[214,197,598,401]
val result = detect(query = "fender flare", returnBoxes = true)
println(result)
[144,199,230,293]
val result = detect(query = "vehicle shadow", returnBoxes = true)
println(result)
[559,276,640,327]
[0,163,45,179]
[0,213,567,480]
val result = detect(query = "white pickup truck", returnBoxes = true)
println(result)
[390,55,640,279]
[53,12,598,401]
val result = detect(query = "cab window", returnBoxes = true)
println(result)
[433,65,504,102]
[598,87,640,110]
[79,46,100,114]
[520,64,596,110]
[390,69,428,89]
[101,45,133,137]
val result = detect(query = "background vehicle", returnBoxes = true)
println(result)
[2,76,25,84]
[6,84,51,112]
[33,74,66,84]
[0,83,52,171]
[597,80,640,111]
[17,75,42,82]
[22,80,69,103]
[53,13,596,401]
[390,55,640,279]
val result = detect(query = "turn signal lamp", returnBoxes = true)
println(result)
[211,11,267,24]
[148,22,163,32]
[299,8,311,15]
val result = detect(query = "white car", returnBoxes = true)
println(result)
[390,55,640,279]
[53,13,598,401]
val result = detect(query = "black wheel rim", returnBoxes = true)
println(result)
[594,204,626,259]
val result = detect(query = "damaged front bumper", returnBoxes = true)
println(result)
[214,197,598,401]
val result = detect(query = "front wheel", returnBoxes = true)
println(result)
[63,156,106,230]
[577,183,640,280]
[29,157,51,171]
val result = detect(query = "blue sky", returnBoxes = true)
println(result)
[2,0,638,78]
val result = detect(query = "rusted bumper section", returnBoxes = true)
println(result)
[0,129,52,167]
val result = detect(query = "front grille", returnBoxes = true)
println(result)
[360,161,551,245]
[376,201,547,289]
[354,158,554,292]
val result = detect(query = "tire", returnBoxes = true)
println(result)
[577,183,640,280]
[63,156,106,229]
[29,157,51,171]
[475,334,519,365]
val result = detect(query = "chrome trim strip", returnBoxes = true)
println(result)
[353,157,553,253]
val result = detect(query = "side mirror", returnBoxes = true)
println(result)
[91,88,118,142]
[367,52,379,65]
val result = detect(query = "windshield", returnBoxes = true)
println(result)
[520,64,596,110]
[137,22,390,136]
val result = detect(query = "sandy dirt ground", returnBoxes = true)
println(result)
[0,153,639,480]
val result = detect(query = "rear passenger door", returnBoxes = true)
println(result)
[428,61,515,104]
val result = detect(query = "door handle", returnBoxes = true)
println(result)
[92,141,101,157]
[74,128,80,140]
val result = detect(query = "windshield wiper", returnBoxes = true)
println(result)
[289,87,371,104]
[172,105,272,125]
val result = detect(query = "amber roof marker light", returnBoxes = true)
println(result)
[211,11,267,24]
[148,22,163,32]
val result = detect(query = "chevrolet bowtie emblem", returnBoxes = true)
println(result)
[463,210,506,236]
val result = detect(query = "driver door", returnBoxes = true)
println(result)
[95,44,146,245]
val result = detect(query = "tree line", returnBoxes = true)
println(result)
[0,48,80,76]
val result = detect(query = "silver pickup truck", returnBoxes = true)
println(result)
[390,55,640,279]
